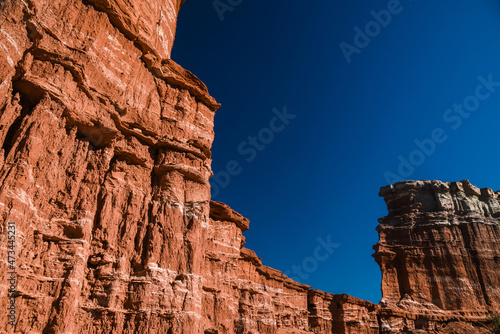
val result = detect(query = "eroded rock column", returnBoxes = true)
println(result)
[0,0,219,332]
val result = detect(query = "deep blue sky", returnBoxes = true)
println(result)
[173,0,500,303]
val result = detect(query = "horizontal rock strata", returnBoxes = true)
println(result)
[374,180,500,333]
[0,0,217,332]
[0,0,498,332]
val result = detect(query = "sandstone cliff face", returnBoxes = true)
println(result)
[375,180,500,333]
[0,0,217,332]
[308,291,378,334]
[204,202,379,334]
[1,0,499,333]
[204,201,312,334]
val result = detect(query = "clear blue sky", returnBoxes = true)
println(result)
[173,0,500,303]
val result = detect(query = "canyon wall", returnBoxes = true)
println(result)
[203,202,379,334]
[375,180,500,333]
[0,0,498,333]
[0,0,218,332]
[204,201,312,334]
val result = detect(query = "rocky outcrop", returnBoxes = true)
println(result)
[375,180,500,333]
[204,202,382,334]
[0,0,328,332]
[0,0,217,332]
[0,0,498,333]
[308,291,378,334]
[204,201,312,334]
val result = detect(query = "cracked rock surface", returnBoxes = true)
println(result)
[0,0,498,333]
[0,0,216,332]
[375,180,500,333]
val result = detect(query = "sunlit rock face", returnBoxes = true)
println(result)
[0,0,216,332]
[203,201,313,334]
[0,0,498,333]
[375,180,500,333]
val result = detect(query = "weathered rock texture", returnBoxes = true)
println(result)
[0,0,217,332]
[308,291,378,334]
[375,180,500,333]
[0,0,498,332]
[203,201,312,334]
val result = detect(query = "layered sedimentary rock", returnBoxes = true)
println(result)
[308,291,378,334]
[0,0,218,332]
[203,201,312,334]
[374,180,500,333]
[1,0,499,333]
[0,0,331,332]
[203,202,381,334]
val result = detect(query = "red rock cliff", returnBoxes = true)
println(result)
[375,180,500,333]
[0,0,498,333]
[0,0,217,332]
